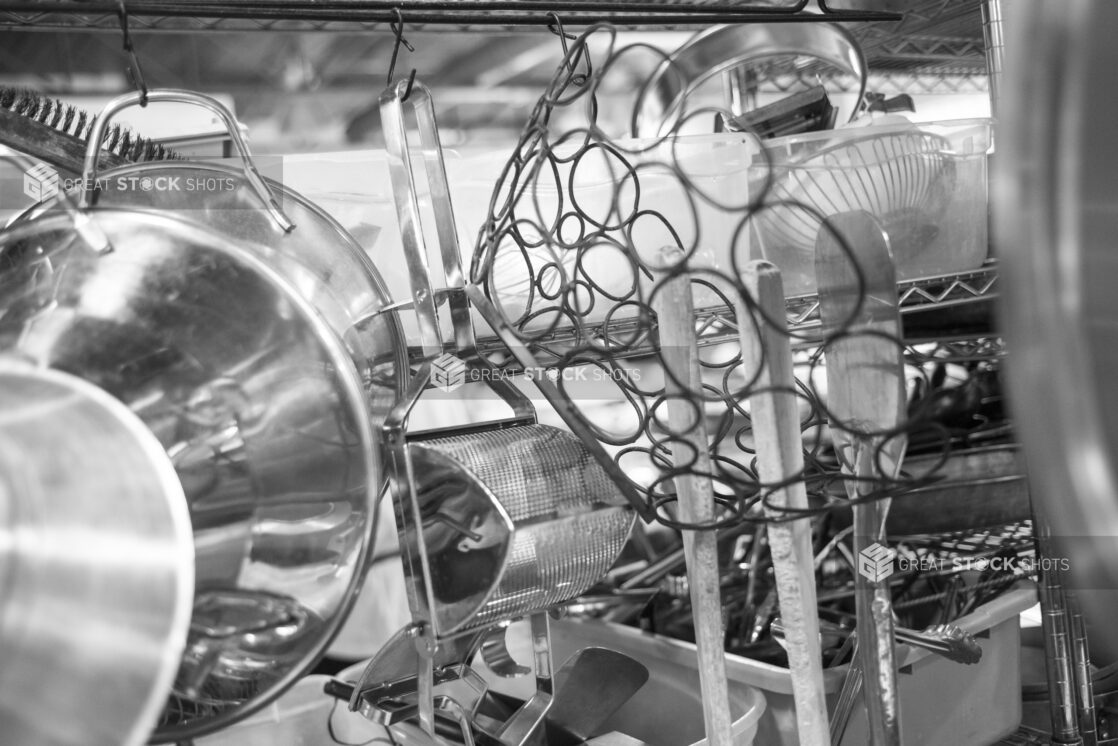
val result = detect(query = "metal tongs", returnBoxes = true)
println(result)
[771,618,983,665]
[807,619,983,745]
[897,624,982,664]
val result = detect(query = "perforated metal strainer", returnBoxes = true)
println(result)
[407,424,635,635]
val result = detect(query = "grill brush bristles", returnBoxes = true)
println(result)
[0,87,179,175]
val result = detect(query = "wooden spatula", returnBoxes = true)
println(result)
[816,211,907,746]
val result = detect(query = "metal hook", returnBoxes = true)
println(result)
[116,0,148,107]
[387,8,417,101]
[546,12,589,87]
[546,11,576,43]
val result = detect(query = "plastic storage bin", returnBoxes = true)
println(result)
[751,117,992,296]
[451,131,763,329]
[467,616,766,745]
[556,584,1034,746]
[281,118,989,344]
[545,620,767,746]
[337,652,763,746]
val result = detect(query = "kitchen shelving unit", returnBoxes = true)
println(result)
[0,0,902,32]
[3,3,1060,744]
[473,264,1000,366]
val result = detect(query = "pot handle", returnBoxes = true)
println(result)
[78,89,295,233]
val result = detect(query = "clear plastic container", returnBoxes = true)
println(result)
[451,132,763,329]
[281,118,990,338]
[752,117,993,296]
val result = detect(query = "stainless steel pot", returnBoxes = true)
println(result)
[631,22,868,138]
[34,89,405,426]
[0,362,194,746]
[0,207,379,740]
[26,90,410,718]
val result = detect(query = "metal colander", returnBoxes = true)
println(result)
[406,424,635,635]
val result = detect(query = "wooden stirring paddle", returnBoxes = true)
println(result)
[652,249,734,746]
[738,260,830,745]
[815,212,907,746]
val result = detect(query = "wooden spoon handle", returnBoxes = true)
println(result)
[652,250,734,746]
[816,211,906,746]
[739,260,830,745]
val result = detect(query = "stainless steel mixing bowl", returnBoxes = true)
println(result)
[0,362,194,746]
[0,207,380,740]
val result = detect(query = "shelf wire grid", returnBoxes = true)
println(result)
[0,0,901,33]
